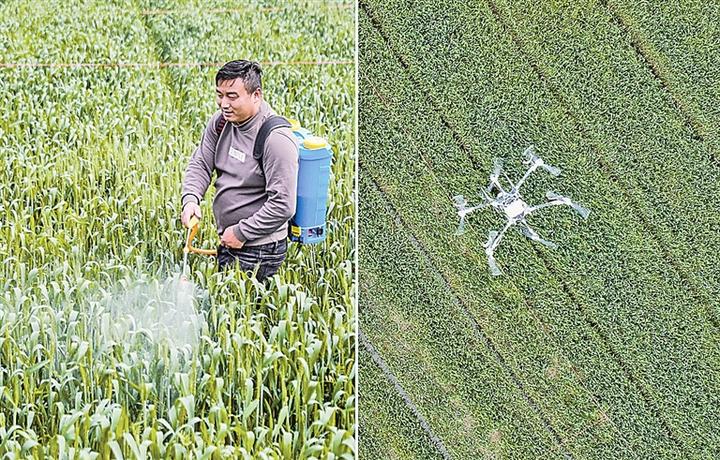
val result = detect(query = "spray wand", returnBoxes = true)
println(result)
[181,216,217,281]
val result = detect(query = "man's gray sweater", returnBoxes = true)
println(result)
[181,101,299,246]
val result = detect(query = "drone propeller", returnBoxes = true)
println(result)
[522,145,537,163]
[453,194,469,211]
[519,221,558,249]
[453,195,469,235]
[484,221,514,276]
[522,145,561,176]
[491,158,503,180]
[541,162,562,177]
[486,158,504,194]
[546,191,591,219]
[484,230,503,276]
[487,252,502,276]
[453,195,491,235]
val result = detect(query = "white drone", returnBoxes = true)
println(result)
[453,146,590,276]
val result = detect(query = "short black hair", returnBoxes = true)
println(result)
[215,60,263,94]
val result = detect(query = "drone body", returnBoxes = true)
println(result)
[453,146,590,276]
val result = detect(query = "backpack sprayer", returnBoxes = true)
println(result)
[180,117,333,272]
[286,118,333,244]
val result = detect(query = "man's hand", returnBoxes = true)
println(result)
[221,225,244,249]
[181,202,202,228]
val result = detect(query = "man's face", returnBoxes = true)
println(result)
[216,78,261,123]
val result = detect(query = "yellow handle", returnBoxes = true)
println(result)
[184,216,217,256]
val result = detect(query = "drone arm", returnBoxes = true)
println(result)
[465,203,490,214]
[486,221,513,253]
[526,200,568,213]
[519,221,557,249]
[512,163,538,193]
[455,206,489,236]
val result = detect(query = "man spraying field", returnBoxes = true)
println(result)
[180,60,299,281]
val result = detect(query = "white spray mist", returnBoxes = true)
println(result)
[101,272,206,353]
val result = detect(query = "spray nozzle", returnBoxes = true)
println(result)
[183,216,217,256]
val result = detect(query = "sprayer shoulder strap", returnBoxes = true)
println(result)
[252,116,292,175]
[214,115,291,175]
[214,115,228,139]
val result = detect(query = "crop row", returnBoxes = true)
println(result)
[360,1,720,457]
[0,0,354,65]
[606,0,720,144]
[490,0,720,307]
[140,2,353,64]
[358,174,566,458]
[0,0,154,63]
[358,54,654,460]
[358,335,448,460]
[360,11,633,459]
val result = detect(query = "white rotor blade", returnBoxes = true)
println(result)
[487,252,502,276]
[522,145,536,163]
[455,215,467,235]
[541,162,562,176]
[520,222,557,249]
[546,191,591,219]
[453,194,468,211]
[487,158,504,193]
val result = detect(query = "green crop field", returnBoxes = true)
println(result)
[359,0,720,458]
[0,1,355,458]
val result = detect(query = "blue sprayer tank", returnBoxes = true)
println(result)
[287,119,332,244]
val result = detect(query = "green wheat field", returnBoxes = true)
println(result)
[359,0,720,458]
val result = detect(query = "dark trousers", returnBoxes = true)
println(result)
[217,239,288,282]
